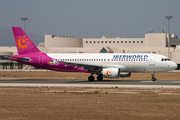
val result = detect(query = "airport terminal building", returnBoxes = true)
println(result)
[1,32,180,69]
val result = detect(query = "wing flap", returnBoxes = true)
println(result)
[58,61,103,70]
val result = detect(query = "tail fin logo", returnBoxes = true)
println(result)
[16,35,29,49]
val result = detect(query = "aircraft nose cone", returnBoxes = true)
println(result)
[171,62,178,70]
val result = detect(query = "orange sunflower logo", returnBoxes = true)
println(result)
[107,69,113,76]
[16,35,29,49]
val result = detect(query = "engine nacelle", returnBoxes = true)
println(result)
[102,68,120,78]
[120,72,131,77]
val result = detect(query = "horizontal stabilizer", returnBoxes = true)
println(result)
[9,56,31,62]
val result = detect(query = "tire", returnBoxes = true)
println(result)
[88,76,95,81]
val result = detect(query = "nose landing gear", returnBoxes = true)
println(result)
[151,72,156,81]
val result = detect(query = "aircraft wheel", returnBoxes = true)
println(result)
[88,76,95,81]
[152,78,156,81]
[97,75,103,81]
[151,72,156,81]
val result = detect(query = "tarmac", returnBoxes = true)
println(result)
[0,79,180,88]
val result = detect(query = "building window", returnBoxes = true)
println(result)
[121,41,123,43]
[97,41,99,43]
[133,41,135,43]
[86,41,88,43]
[141,41,143,43]
[113,41,115,43]
[137,41,139,43]
[117,41,119,43]
[90,41,92,43]
[94,41,96,43]
[125,41,127,43]
[105,41,107,43]
[109,41,111,43]
[129,41,131,43]
[101,41,103,43]
[0,56,9,60]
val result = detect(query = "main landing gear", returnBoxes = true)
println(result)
[88,75,103,81]
[97,75,103,81]
[88,76,95,81]
[151,72,156,81]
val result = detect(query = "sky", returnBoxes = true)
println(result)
[0,0,180,39]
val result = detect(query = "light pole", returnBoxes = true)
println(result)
[21,18,28,32]
[165,16,173,59]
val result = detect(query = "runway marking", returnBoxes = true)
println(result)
[140,81,155,83]
[172,81,180,83]
[140,81,173,83]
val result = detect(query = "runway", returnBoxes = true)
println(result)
[0,79,180,88]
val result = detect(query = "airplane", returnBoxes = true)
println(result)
[9,26,177,81]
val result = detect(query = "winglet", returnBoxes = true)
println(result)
[12,26,41,54]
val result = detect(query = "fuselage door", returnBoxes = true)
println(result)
[149,55,155,66]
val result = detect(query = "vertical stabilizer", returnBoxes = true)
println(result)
[12,26,41,54]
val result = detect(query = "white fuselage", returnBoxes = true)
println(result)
[47,53,177,73]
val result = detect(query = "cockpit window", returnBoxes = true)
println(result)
[161,58,171,61]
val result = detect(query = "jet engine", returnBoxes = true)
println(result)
[102,68,120,78]
[119,72,131,77]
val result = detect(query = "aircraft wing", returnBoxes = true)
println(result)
[58,61,127,71]
[59,61,104,70]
